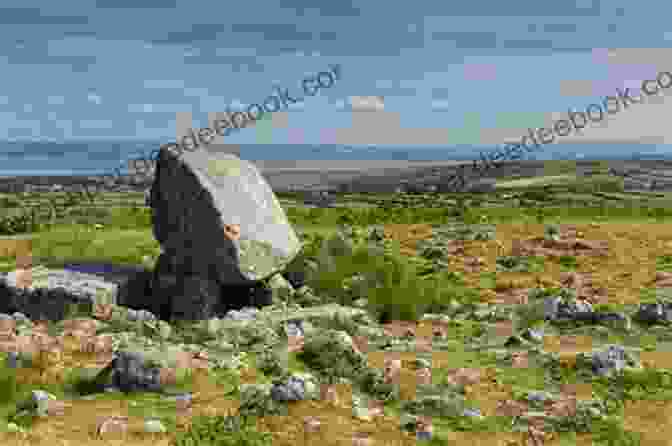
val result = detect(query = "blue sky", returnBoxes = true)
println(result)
[1,0,672,147]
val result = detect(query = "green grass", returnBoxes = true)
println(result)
[495,255,545,273]
[0,355,117,428]
[656,255,672,272]
[31,224,159,267]
[557,255,579,271]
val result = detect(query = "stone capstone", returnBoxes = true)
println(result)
[150,147,301,283]
[147,146,301,320]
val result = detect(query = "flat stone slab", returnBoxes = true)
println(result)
[1,266,119,305]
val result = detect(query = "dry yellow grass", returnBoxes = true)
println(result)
[383,223,434,257]
[622,399,672,445]
[0,237,31,261]
[382,222,672,305]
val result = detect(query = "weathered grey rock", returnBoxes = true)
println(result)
[224,306,259,322]
[526,390,553,403]
[144,419,167,434]
[522,327,545,343]
[1,267,117,306]
[270,373,318,402]
[30,390,56,417]
[584,345,635,377]
[544,295,595,322]
[633,301,672,325]
[145,146,302,320]
[0,275,97,322]
[95,350,163,393]
[150,147,301,284]
[5,352,18,369]
[462,408,483,418]
[126,309,158,322]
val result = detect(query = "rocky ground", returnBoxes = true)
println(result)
[1,220,672,445]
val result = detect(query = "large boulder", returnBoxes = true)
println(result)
[148,146,301,320]
[150,146,301,283]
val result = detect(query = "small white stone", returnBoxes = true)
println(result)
[144,419,167,433]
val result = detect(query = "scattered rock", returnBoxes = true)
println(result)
[30,390,57,417]
[223,306,259,321]
[585,344,635,377]
[95,350,163,393]
[633,300,672,325]
[462,408,483,418]
[96,415,129,439]
[144,418,167,434]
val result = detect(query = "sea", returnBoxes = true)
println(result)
[1,140,672,177]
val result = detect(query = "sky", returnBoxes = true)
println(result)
[1,0,672,149]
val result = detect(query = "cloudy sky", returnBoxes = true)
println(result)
[2,0,672,148]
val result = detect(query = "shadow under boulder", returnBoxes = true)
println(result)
[90,262,275,322]
[0,262,275,323]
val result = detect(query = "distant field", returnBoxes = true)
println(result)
[495,174,578,188]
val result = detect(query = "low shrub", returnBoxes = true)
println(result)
[496,255,545,273]
[305,232,448,322]
[173,414,272,446]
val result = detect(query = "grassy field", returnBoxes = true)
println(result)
[1,165,672,445]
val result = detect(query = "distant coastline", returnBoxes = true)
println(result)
[4,159,672,196]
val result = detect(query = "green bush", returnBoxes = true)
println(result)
[173,414,272,446]
[589,416,643,446]
[0,358,19,405]
[657,254,672,272]
[305,232,448,321]
[558,255,578,271]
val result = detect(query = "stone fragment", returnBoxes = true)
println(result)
[96,350,163,393]
[588,344,632,376]
[144,419,167,434]
[416,416,433,441]
[96,415,129,439]
[31,390,56,417]
[303,416,321,433]
[462,408,483,418]
[633,300,672,325]
[270,373,318,401]
[383,358,401,384]
[223,306,259,321]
